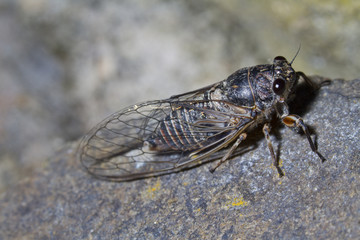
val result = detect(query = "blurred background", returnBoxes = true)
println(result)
[0,0,359,193]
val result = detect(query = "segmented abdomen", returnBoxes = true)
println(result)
[147,101,230,152]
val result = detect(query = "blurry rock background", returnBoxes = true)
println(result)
[0,0,359,193]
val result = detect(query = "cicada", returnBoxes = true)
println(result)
[77,54,329,181]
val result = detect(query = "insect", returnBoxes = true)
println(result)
[77,52,329,181]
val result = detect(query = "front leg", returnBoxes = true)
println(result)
[296,72,331,90]
[282,114,326,162]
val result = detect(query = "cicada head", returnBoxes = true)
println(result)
[271,56,298,103]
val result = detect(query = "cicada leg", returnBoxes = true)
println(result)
[282,114,327,162]
[296,71,331,90]
[263,123,284,177]
[209,133,247,173]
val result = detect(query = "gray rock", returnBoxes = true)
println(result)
[0,78,359,239]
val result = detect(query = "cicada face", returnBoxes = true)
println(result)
[271,56,298,103]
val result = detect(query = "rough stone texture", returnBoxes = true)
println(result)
[0,78,359,239]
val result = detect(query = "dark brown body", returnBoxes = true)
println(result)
[149,60,296,152]
[78,56,328,181]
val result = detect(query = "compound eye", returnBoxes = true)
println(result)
[273,78,286,95]
[274,56,287,61]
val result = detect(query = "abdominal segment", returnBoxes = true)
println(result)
[145,102,249,153]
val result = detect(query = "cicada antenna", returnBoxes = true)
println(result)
[290,44,301,65]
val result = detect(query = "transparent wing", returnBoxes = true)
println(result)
[77,98,253,181]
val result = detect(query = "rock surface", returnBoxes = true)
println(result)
[0,78,359,239]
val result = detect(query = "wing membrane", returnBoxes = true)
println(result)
[78,97,253,181]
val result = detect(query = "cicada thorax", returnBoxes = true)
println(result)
[227,57,297,115]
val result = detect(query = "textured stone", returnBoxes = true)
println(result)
[0,78,359,239]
